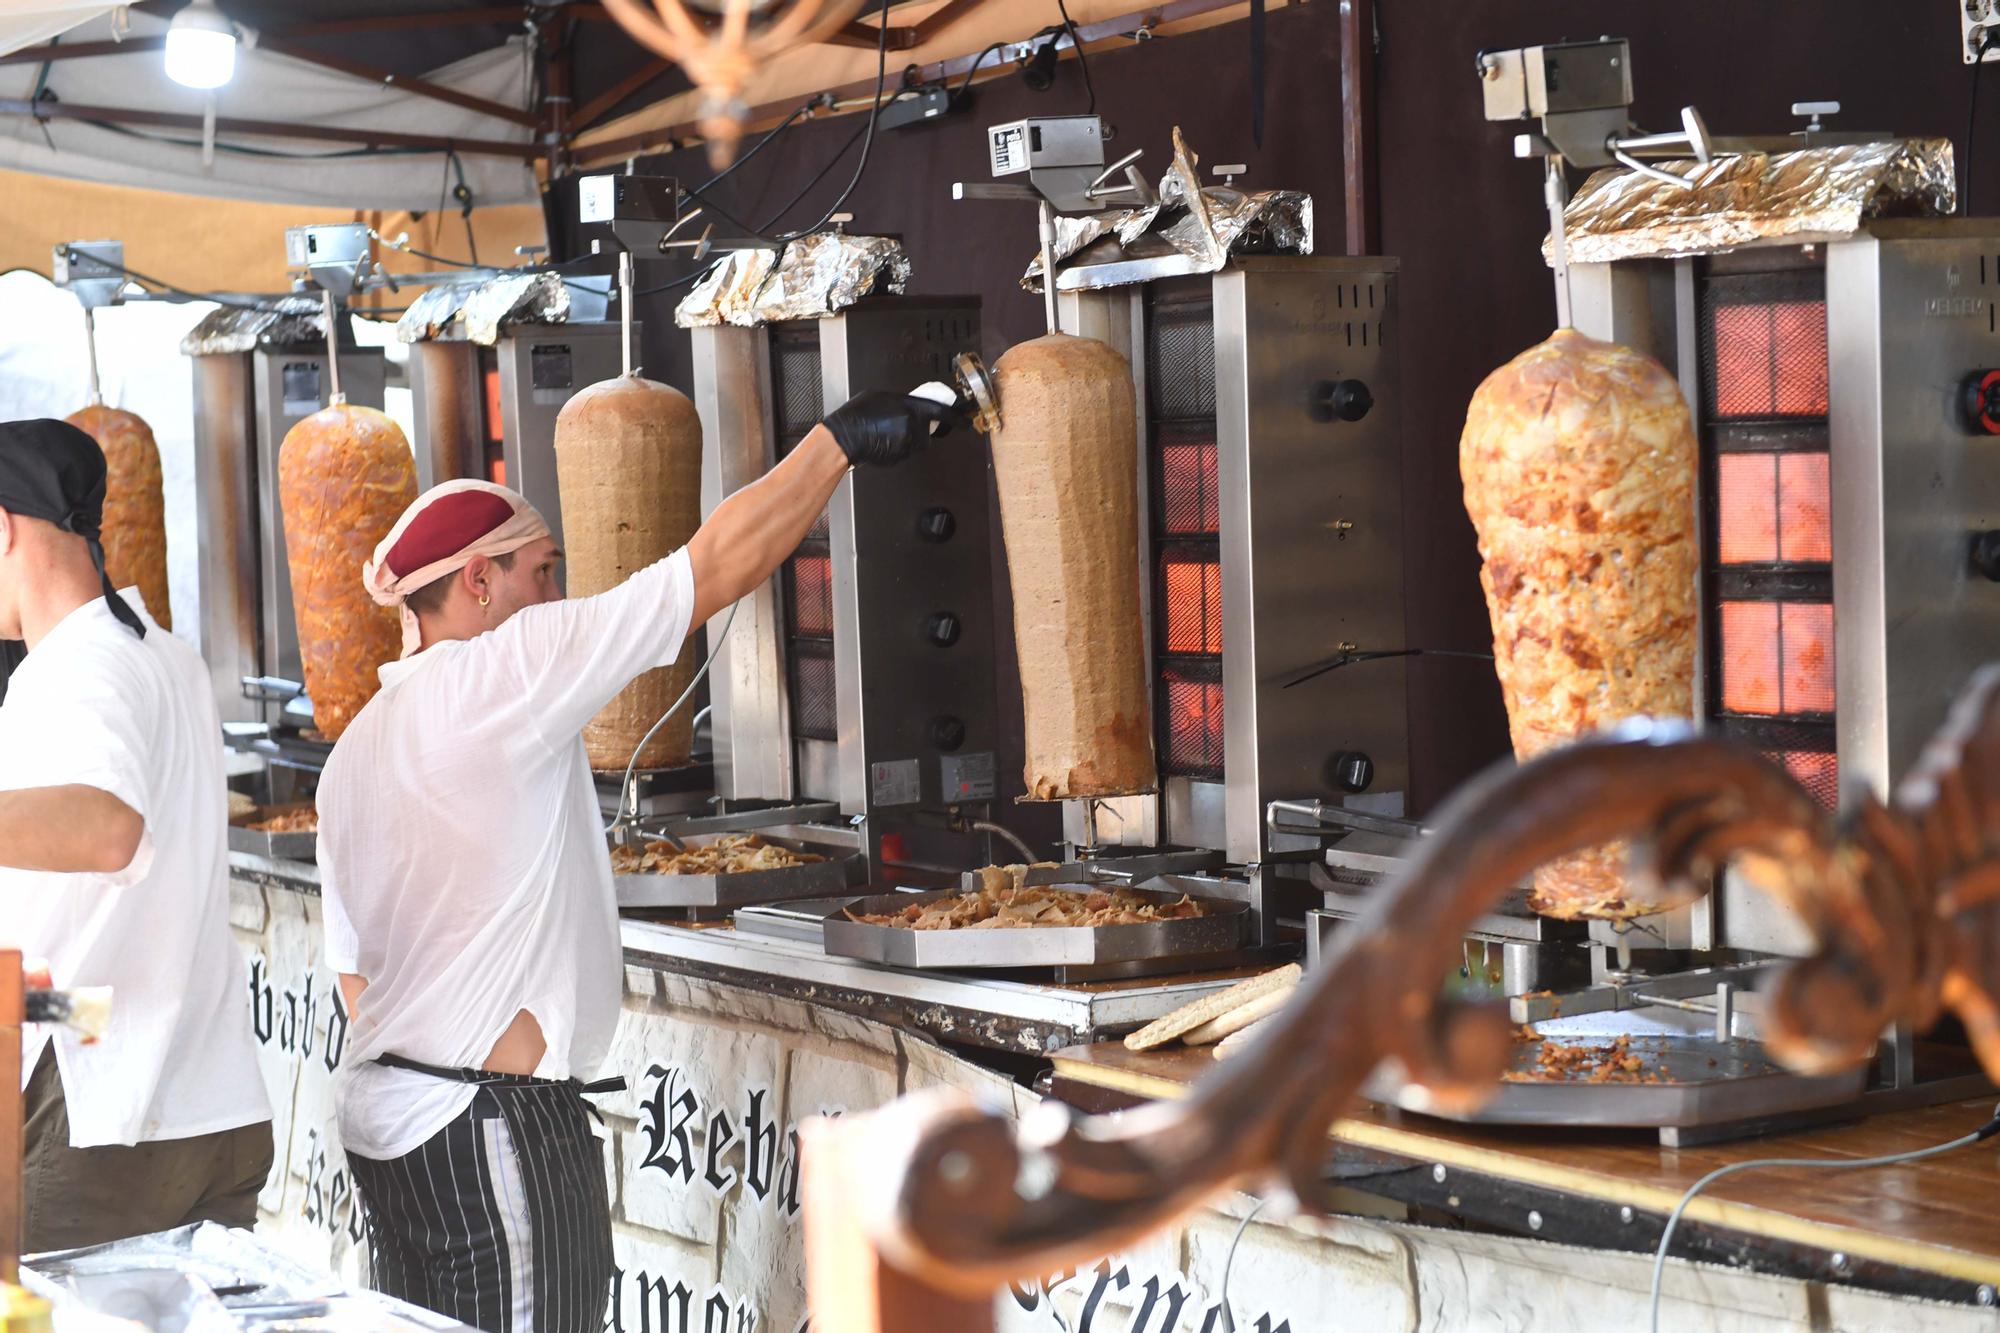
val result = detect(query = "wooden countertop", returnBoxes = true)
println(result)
[1051,1040,2000,1287]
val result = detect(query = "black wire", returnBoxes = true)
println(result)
[690,96,821,194]
[753,90,908,234]
[1053,0,1096,115]
[956,41,1009,102]
[781,0,893,240]
[51,248,276,312]
[1281,647,1495,691]
[634,259,722,298]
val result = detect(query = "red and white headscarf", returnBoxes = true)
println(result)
[362,479,551,657]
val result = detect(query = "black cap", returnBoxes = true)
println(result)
[0,418,145,638]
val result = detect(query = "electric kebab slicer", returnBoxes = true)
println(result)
[52,240,128,408]
[952,114,1156,335]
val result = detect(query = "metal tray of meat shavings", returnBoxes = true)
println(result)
[823,886,1246,971]
[610,827,865,918]
[1362,1011,1868,1130]
[228,803,317,862]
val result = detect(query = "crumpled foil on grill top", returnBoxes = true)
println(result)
[674,232,910,328]
[1550,137,1957,265]
[177,295,327,355]
[1024,125,1313,290]
[395,271,571,346]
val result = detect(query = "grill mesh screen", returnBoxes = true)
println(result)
[1699,264,1836,806]
[1145,289,1224,779]
[788,641,837,742]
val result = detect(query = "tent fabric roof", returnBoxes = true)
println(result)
[0,6,544,207]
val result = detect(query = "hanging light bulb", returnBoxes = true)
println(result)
[165,0,238,91]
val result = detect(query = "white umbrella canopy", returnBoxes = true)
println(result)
[0,4,542,208]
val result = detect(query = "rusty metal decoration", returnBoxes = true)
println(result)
[826,667,2000,1294]
[599,0,871,167]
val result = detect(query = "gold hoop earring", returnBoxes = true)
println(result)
[478,595,491,608]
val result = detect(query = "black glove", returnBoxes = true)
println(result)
[823,389,959,468]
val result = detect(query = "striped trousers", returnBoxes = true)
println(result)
[346,1070,615,1333]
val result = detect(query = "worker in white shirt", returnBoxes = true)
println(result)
[316,389,954,1333]
[0,418,272,1249]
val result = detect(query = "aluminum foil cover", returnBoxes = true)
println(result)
[1026,126,1313,290]
[397,271,571,345]
[177,295,327,355]
[1552,137,1957,265]
[675,233,910,328]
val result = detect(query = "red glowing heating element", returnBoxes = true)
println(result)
[1716,452,1832,565]
[1711,300,1829,417]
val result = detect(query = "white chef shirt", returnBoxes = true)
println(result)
[318,548,696,1161]
[0,591,270,1147]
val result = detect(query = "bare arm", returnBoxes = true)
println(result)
[686,426,850,628]
[338,973,367,1022]
[0,785,143,875]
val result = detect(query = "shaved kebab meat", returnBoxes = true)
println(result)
[846,885,1208,931]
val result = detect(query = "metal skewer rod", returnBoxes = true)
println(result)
[1037,198,1060,335]
[1544,153,1573,329]
[320,288,345,405]
[81,306,101,406]
[619,249,636,378]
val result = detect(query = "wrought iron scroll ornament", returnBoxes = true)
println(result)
[838,667,2000,1292]
[600,0,869,168]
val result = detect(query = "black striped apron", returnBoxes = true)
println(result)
[345,1054,623,1333]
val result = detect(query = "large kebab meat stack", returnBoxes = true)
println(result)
[278,404,419,740]
[554,375,705,770]
[1459,328,1700,919]
[989,332,1157,800]
[65,404,171,630]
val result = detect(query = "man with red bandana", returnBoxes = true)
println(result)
[315,389,951,1333]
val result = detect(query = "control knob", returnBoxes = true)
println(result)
[925,611,962,647]
[916,506,957,543]
[1310,378,1374,423]
[1327,750,1375,793]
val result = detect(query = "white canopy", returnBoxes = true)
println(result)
[0,5,540,209]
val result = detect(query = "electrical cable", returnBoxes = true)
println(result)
[689,95,822,194]
[1647,1105,2000,1333]
[955,40,1010,102]
[753,93,906,234]
[50,249,275,312]
[634,259,721,298]
[1217,1197,1270,1333]
[610,598,742,830]
[780,0,893,240]
[1970,28,1997,214]
[1281,647,1496,691]
[1054,0,1096,115]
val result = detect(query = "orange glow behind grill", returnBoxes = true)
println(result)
[1716,452,1833,565]
[1163,557,1223,654]
[1712,300,1829,417]
[1779,750,1839,807]
[1162,670,1224,773]
[1160,442,1220,535]
[1720,600,1835,715]
[790,554,832,637]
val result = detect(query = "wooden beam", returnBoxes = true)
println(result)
[572,56,677,132]
[574,0,1245,162]
[1339,0,1379,254]
[826,20,921,51]
[910,0,987,45]
[258,36,537,127]
[0,36,165,65]
[0,98,541,160]
[270,6,539,39]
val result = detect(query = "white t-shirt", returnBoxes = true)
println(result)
[318,548,697,1161]
[0,592,270,1147]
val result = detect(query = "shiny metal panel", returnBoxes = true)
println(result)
[250,346,385,686]
[1214,257,1409,863]
[408,341,481,490]
[1829,222,2000,796]
[189,353,263,723]
[1056,286,1160,850]
[493,323,627,551]
[817,300,994,824]
[692,324,795,802]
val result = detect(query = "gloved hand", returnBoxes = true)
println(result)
[823,389,960,468]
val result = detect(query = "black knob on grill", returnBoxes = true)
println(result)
[1973,531,2000,582]
[1964,370,2000,435]
[930,715,967,752]
[1310,379,1375,423]
[916,506,957,543]
[1327,750,1375,793]
[925,611,962,647]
